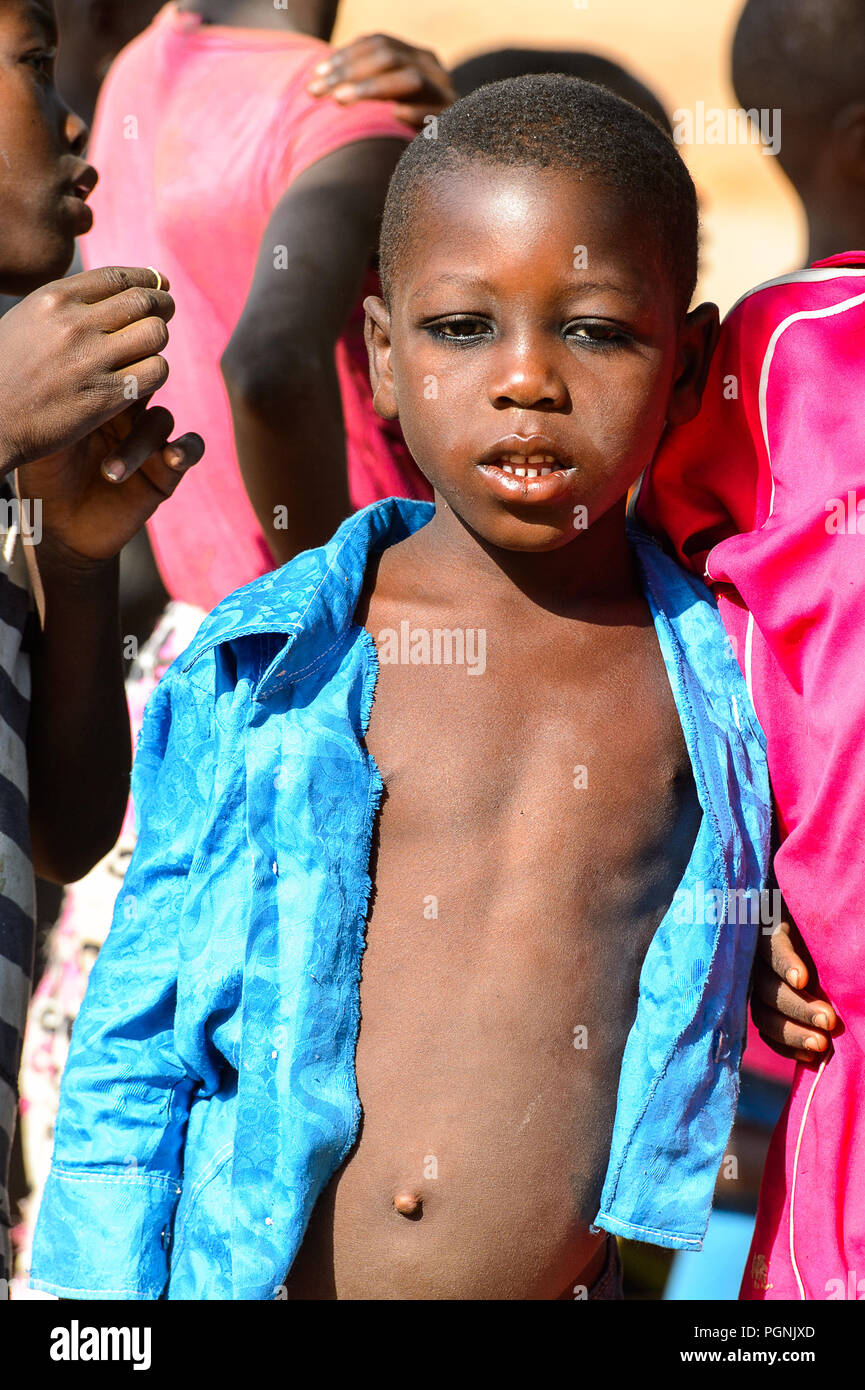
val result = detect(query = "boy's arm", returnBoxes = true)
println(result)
[22,405,202,881]
[30,664,219,1300]
[221,137,405,564]
[25,543,127,883]
[0,266,204,881]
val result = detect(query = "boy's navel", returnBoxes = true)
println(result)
[393,1190,423,1218]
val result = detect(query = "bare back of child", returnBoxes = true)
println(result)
[283,77,717,1300]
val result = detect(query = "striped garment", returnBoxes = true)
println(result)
[0,478,34,1288]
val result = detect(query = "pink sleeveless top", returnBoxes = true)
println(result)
[84,3,430,611]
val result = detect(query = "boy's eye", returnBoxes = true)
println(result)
[565,321,630,348]
[424,316,492,342]
[24,48,57,79]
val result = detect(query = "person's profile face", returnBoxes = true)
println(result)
[367,163,687,554]
[0,0,95,294]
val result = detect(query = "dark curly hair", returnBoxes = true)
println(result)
[379,73,699,316]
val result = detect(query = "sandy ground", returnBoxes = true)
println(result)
[334,0,806,315]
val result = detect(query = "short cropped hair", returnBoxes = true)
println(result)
[733,0,865,126]
[379,74,698,316]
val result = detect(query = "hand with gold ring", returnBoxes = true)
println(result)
[0,264,185,473]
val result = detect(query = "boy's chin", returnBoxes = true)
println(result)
[0,240,76,297]
[471,515,586,554]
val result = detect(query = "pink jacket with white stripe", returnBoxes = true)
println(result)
[637,252,865,1302]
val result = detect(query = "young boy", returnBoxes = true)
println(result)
[31,75,770,1301]
[0,0,202,1284]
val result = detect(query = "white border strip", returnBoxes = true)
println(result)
[789,1059,827,1300]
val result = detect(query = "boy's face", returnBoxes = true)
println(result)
[0,0,94,293]
[367,163,716,553]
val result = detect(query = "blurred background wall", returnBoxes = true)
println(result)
[334,0,805,314]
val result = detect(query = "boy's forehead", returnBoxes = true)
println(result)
[400,163,661,304]
[412,162,646,250]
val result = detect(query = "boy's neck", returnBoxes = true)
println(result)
[399,497,640,619]
[177,1,337,39]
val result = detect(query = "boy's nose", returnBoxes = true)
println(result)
[488,348,569,412]
[64,107,90,158]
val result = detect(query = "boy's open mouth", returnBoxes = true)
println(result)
[476,437,578,505]
[495,453,563,478]
[478,435,573,475]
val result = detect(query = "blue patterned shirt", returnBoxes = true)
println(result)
[31,498,771,1300]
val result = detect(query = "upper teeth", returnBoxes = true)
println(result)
[499,453,555,478]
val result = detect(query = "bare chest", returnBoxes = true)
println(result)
[363,605,695,898]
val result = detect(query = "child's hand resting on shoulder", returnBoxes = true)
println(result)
[307,32,455,129]
[751,912,839,1065]
[0,264,202,563]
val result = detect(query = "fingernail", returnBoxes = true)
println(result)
[164,446,184,468]
[787,968,800,987]
[103,459,126,482]
[313,60,331,74]
[332,83,355,102]
[307,79,327,93]
[812,1012,830,1029]
[804,1036,823,1051]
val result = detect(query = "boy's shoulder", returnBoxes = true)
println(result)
[172,498,434,695]
[628,518,713,603]
[627,516,743,637]
[627,520,767,755]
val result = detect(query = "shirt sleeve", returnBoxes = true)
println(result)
[29,661,220,1300]
[635,297,770,579]
[266,53,412,203]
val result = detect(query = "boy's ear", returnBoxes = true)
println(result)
[363,295,399,421]
[666,301,720,427]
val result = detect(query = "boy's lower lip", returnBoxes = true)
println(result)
[64,193,93,232]
[476,462,578,504]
